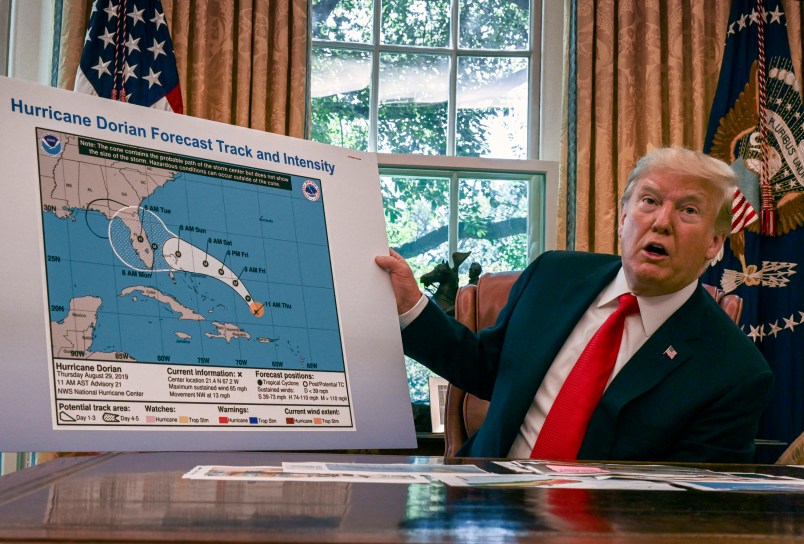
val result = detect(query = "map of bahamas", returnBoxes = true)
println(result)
[37,129,344,373]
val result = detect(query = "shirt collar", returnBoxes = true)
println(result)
[598,268,698,337]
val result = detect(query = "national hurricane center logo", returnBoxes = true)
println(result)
[302,180,320,201]
[39,133,63,157]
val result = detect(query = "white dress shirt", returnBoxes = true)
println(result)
[399,268,698,458]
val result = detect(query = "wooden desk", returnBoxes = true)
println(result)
[0,452,802,543]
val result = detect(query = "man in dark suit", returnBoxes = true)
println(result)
[376,147,773,463]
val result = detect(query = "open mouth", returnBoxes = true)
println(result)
[644,243,668,257]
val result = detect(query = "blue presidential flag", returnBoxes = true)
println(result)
[703,0,803,459]
[75,0,183,113]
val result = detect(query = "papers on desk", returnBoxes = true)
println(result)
[281,461,487,474]
[497,460,720,479]
[430,474,682,490]
[182,460,804,491]
[477,461,804,492]
[183,465,430,484]
[183,461,486,484]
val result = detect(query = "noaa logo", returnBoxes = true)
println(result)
[40,134,63,156]
[302,180,320,201]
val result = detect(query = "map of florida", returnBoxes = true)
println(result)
[110,206,265,318]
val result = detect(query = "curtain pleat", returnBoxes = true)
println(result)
[784,0,803,91]
[56,0,307,137]
[55,1,91,92]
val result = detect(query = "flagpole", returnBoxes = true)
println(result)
[757,0,776,236]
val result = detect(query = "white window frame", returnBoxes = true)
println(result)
[0,0,10,76]
[2,0,53,83]
[378,153,558,262]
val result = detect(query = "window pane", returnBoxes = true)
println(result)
[382,175,450,275]
[459,0,529,50]
[381,0,450,47]
[312,0,373,43]
[310,48,371,150]
[456,56,528,159]
[382,174,450,403]
[379,53,449,154]
[458,178,528,278]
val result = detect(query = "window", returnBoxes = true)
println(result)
[379,153,556,281]
[309,0,561,415]
[378,153,556,405]
[310,0,538,158]
[0,0,54,83]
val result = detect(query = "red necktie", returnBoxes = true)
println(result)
[530,293,640,460]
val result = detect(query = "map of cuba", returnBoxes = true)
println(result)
[37,129,345,373]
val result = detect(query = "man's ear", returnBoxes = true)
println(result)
[617,207,626,237]
[705,231,728,261]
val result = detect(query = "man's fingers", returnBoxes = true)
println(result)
[374,255,397,272]
[375,251,422,315]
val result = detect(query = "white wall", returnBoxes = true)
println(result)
[5,0,53,83]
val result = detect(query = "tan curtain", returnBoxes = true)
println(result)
[56,0,307,137]
[560,1,804,253]
[785,0,804,87]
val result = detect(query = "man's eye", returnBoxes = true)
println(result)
[642,197,657,206]
[682,207,698,215]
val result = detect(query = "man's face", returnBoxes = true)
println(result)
[619,171,726,297]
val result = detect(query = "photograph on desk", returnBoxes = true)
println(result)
[0,76,416,453]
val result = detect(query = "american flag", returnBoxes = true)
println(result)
[731,187,758,234]
[75,0,183,113]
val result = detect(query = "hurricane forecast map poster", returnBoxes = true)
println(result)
[0,77,415,452]
[41,131,348,429]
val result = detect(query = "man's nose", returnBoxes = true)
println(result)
[651,204,673,233]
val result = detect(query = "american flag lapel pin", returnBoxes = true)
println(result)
[664,346,678,360]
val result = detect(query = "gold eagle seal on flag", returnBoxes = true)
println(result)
[708,59,800,292]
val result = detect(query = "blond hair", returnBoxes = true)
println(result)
[621,147,737,235]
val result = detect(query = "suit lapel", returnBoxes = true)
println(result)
[581,286,708,456]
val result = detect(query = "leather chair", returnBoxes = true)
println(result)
[444,271,745,457]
